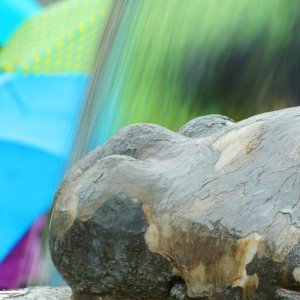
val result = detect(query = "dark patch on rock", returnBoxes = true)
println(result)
[246,243,300,299]
[50,192,172,300]
[169,278,207,300]
[246,253,282,299]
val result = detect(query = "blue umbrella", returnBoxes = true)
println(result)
[0,73,89,262]
[0,0,40,46]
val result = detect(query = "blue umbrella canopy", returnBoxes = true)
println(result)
[0,73,88,262]
[0,0,40,46]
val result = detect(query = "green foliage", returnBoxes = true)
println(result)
[91,0,300,144]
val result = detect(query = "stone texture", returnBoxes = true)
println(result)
[50,107,300,299]
[0,287,71,300]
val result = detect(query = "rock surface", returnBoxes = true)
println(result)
[0,287,71,300]
[50,107,300,299]
[1,286,300,300]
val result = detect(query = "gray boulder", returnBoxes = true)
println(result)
[49,107,300,299]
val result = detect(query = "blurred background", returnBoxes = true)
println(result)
[0,0,300,288]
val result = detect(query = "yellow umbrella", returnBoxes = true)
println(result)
[0,0,112,73]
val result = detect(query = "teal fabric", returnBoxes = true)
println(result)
[0,73,89,262]
[0,0,40,46]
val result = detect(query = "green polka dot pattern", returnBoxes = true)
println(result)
[0,0,112,73]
